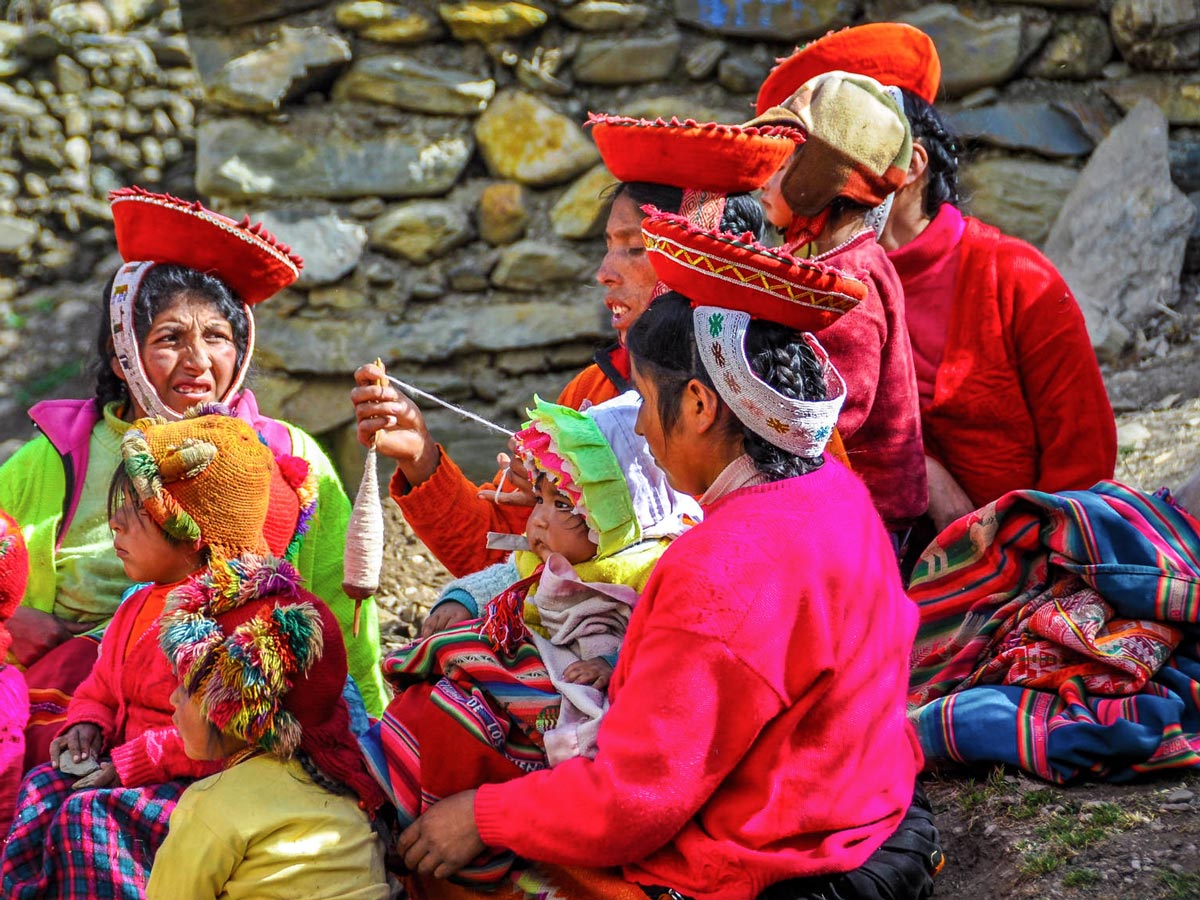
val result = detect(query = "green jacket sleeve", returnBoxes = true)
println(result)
[283,424,388,717]
[0,435,66,615]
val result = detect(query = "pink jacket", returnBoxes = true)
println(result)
[61,583,219,786]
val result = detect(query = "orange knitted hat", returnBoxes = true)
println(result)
[119,410,311,565]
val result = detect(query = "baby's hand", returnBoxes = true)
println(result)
[420,602,473,638]
[562,657,613,690]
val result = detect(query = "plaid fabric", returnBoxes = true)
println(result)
[908,481,1200,782]
[0,763,184,899]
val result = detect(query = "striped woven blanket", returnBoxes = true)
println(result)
[907,480,1200,782]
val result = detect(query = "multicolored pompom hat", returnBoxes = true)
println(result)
[755,22,942,115]
[108,187,305,422]
[512,392,700,559]
[642,209,863,457]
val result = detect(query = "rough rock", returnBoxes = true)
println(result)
[178,0,326,27]
[718,54,770,95]
[253,209,367,287]
[478,182,529,245]
[197,113,474,199]
[252,298,607,372]
[205,26,351,113]
[369,200,474,264]
[438,1,547,42]
[334,56,495,116]
[335,2,444,43]
[1044,101,1196,352]
[0,217,40,254]
[491,240,591,290]
[1110,0,1200,72]
[685,39,727,80]
[674,0,856,42]
[0,85,46,119]
[551,164,614,240]
[1024,15,1114,79]
[562,1,650,32]
[960,156,1079,245]
[898,4,1053,98]
[946,101,1095,158]
[474,91,599,186]
[572,30,683,84]
[1172,132,1200,192]
[1104,74,1200,125]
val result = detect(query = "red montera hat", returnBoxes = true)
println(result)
[110,187,304,306]
[756,22,941,115]
[641,209,866,331]
[587,114,803,194]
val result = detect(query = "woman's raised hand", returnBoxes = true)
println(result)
[476,448,537,508]
[351,362,442,487]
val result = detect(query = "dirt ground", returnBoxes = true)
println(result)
[367,341,1200,900]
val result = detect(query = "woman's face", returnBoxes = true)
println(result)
[596,193,659,344]
[760,160,795,231]
[116,293,239,416]
[631,362,707,496]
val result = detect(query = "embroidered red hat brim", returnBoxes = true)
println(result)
[642,210,866,331]
[756,23,941,115]
[587,114,803,194]
[110,187,304,306]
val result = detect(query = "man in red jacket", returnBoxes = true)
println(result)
[756,23,1117,533]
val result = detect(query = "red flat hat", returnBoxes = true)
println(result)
[110,187,304,306]
[756,23,941,115]
[587,114,803,194]
[642,210,866,331]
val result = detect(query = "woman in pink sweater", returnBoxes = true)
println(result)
[395,215,938,900]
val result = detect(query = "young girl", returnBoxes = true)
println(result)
[363,391,699,885]
[147,583,388,899]
[751,70,927,542]
[0,510,30,832]
[0,411,316,900]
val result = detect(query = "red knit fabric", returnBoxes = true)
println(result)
[887,211,1116,507]
[813,233,927,529]
[0,510,29,662]
[64,582,220,787]
[475,462,921,900]
[394,356,626,579]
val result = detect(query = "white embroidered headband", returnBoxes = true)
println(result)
[693,305,845,456]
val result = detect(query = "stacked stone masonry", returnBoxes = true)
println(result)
[2,0,1198,477]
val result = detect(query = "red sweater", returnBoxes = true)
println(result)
[888,209,1117,507]
[475,461,921,900]
[62,582,219,787]
[815,232,928,530]
[394,352,629,578]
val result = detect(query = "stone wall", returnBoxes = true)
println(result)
[2,0,1198,478]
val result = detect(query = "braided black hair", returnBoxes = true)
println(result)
[626,292,826,481]
[295,749,356,799]
[92,264,251,415]
[901,90,960,217]
[611,182,765,240]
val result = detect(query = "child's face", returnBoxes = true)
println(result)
[526,474,598,565]
[109,487,204,585]
[170,682,222,760]
[760,159,795,231]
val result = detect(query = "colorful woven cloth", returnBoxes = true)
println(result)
[908,480,1200,783]
[364,622,560,887]
[0,763,185,899]
[406,863,646,900]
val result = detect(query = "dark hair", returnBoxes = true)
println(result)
[902,90,959,217]
[626,293,826,481]
[93,264,251,414]
[611,182,765,240]
[106,463,195,549]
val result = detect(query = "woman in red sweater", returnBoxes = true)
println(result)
[395,215,938,900]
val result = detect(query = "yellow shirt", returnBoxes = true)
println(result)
[146,755,389,900]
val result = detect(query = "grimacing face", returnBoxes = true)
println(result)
[596,193,659,344]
